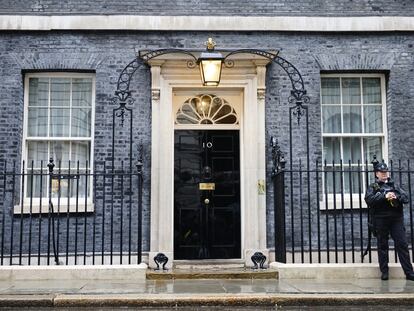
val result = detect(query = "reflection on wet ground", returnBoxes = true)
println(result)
[2,278,414,295]
[1,278,414,310]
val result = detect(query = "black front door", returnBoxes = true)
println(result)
[174,130,240,259]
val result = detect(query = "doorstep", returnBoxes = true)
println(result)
[146,267,277,280]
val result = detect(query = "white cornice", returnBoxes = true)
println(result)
[0,15,414,32]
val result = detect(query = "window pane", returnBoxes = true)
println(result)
[49,169,89,199]
[71,108,91,137]
[178,102,199,124]
[28,108,48,137]
[364,137,382,163]
[343,105,362,133]
[51,174,68,199]
[69,174,89,198]
[27,141,48,168]
[50,78,70,107]
[323,137,340,164]
[50,108,70,137]
[213,103,232,120]
[325,167,342,194]
[364,106,383,133]
[71,141,90,167]
[210,96,223,117]
[321,78,340,105]
[363,78,381,104]
[176,113,196,124]
[216,114,237,124]
[342,78,361,105]
[343,137,362,163]
[26,170,47,198]
[29,78,49,107]
[343,168,360,193]
[51,141,70,166]
[72,78,92,107]
[322,106,341,133]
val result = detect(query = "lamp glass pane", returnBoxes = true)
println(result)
[200,60,222,85]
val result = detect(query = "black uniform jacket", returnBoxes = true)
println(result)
[365,178,409,218]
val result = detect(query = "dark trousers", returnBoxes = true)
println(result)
[375,216,414,275]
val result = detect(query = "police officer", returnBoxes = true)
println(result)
[365,162,414,281]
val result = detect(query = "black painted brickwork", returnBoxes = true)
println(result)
[0,31,414,256]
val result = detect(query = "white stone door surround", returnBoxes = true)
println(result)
[147,55,271,268]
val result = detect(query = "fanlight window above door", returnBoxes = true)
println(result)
[176,94,239,125]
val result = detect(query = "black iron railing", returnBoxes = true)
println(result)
[0,159,143,266]
[273,159,414,264]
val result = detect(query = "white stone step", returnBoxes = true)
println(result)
[270,262,410,279]
[173,259,245,270]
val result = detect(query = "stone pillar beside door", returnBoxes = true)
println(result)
[243,61,270,268]
[148,61,174,270]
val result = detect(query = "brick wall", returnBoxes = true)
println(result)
[0,31,413,256]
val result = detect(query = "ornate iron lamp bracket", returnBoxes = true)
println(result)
[111,41,310,173]
[113,45,310,122]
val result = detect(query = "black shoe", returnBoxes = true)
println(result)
[406,273,414,281]
[381,272,389,280]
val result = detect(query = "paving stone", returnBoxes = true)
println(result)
[1,280,87,294]
[78,281,148,294]
[220,279,296,294]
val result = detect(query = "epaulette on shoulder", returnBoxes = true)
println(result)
[370,182,380,191]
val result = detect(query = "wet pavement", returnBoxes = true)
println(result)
[1,278,414,308]
[1,278,414,295]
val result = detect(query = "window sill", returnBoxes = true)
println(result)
[14,201,94,214]
[319,198,368,210]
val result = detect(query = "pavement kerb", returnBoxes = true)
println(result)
[0,294,55,307]
[1,293,414,307]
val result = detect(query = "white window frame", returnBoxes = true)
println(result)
[320,73,388,209]
[17,72,96,214]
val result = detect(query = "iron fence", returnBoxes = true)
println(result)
[0,159,143,266]
[273,159,414,264]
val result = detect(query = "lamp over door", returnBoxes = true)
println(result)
[197,38,224,86]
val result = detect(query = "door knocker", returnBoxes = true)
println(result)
[202,166,212,180]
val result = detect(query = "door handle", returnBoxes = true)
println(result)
[204,198,210,205]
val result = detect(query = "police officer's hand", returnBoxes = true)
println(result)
[385,192,397,200]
